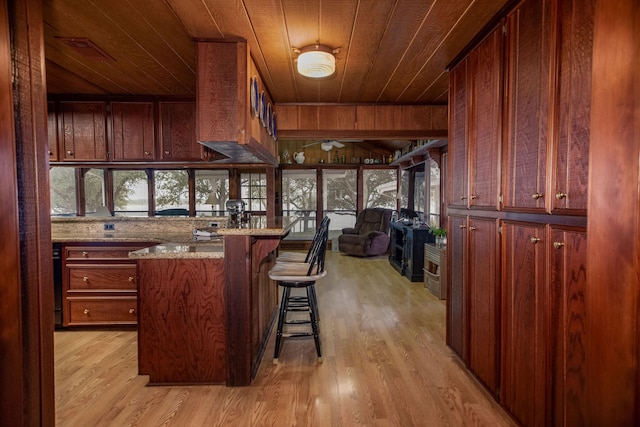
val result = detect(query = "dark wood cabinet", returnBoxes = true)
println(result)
[467,216,499,394]
[551,0,594,215]
[389,222,434,282]
[447,59,469,209]
[61,242,152,326]
[60,101,108,161]
[549,226,587,425]
[110,102,155,161]
[501,221,548,427]
[158,101,204,161]
[502,0,553,212]
[446,214,468,360]
[47,101,59,161]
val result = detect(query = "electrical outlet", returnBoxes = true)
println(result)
[209,222,219,228]
[104,223,115,231]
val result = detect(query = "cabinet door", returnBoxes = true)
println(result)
[551,0,594,214]
[549,226,587,425]
[447,59,469,208]
[60,101,108,161]
[447,214,467,360]
[467,217,499,394]
[501,221,547,426]
[502,0,553,211]
[111,102,155,161]
[47,101,59,161]
[159,101,203,161]
[468,26,502,210]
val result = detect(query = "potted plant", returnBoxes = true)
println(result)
[429,226,447,248]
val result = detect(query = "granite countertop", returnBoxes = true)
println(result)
[128,242,224,259]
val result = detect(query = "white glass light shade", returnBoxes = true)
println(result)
[297,48,335,78]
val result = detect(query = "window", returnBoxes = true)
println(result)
[241,171,266,213]
[196,169,229,216]
[426,158,441,227]
[154,170,189,214]
[322,168,356,230]
[84,168,105,215]
[363,169,397,209]
[50,167,77,216]
[282,169,317,234]
[113,170,148,217]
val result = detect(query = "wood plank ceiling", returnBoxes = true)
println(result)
[43,0,510,105]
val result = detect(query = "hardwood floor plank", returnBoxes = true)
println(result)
[55,252,515,426]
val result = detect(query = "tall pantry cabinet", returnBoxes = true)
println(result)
[446,0,592,425]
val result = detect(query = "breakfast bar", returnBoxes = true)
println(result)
[129,217,296,386]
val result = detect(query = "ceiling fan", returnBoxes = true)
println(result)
[302,140,346,151]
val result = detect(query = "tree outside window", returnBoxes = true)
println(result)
[282,170,316,233]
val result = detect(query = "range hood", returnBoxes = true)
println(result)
[196,40,278,165]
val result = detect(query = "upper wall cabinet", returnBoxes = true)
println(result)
[551,0,594,215]
[502,0,554,212]
[60,101,108,161]
[158,101,203,161]
[448,24,502,211]
[47,101,58,162]
[110,102,155,161]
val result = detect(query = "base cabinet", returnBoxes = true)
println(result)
[61,242,152,326]
[389,222,434,281]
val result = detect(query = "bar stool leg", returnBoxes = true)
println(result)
[307,285,322,362]
[274,285,290,363]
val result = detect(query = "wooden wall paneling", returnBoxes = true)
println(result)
[297,105,319,130]
[586,0,640,424]
[446,214,468,360]
[550,0,594,215]
[467,216,499,394]
[355,105,375,130]
[502,0,553,212]
[275,105,298,130]
[2,0,54,425]
[447,58,469,209]
[549,226,587,426]
[468,25,502,210]
[317,104,356,130]
[501,220,548,426]
[60,101,108,161]
[374,105,395,130]
[110,102,155,161]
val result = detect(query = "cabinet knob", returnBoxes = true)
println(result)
[83,308,90,315]
[144,151,151,156]
[532,192,544,200]
[555,192,567,200]
[66,150,74,156]
[129,308,135,314]
[470,194,478,200]
[83,276,89,282]
[530,237,541,244]
[164,150,170,155]
[82,251,88,257]
[469,226,477,231]
[459,224,466,229]
[553,242,565,249]
[460,195,467,200]
[128,276,135,282]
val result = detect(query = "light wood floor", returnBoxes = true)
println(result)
[55,251,515,426]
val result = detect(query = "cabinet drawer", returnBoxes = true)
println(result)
[67,297,137,325]
[66,246,140,260]
[68,264,137,290]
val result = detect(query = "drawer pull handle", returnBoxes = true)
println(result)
[83,276,89,282]
[469,226,477,231]
[82,251,88,257]
[83,309,90,315]
[553,242,565,249]
[470,194,478,200]
[530,237,541,244]
[459,224,466,229]
[556,192,567,200]
[532,192,544,200]
[129,308,135,314]
[128,276,135,282]
[460,195,467,200]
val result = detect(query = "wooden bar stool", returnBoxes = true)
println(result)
[276,216,330,263]
[269,228,328,363]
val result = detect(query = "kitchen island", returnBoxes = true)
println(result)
[129,216,296,386]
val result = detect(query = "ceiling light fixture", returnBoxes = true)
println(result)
[294,44,339,78]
